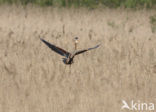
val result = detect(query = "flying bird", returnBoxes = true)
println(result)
[40,37,100,65]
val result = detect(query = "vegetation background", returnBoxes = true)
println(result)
[0,0,156,112]
[0,0,156,8]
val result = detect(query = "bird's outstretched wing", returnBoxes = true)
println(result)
[40,38,70,57]
[75,44,100,55]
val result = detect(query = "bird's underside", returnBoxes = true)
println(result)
[40,38,100,65]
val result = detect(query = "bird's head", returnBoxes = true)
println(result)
[74,37,79,43]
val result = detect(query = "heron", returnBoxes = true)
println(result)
[40,37,100,65]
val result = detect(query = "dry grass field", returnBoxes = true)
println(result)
[0,5,156,112]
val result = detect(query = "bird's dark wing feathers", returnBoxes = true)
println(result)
[40,38,70,57]
[75,44,100,55]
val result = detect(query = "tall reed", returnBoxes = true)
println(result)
[0,0,155,8]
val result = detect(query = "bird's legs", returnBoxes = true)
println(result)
[63,64,67,73]
[69,64,71,74]
[63,64,71,74]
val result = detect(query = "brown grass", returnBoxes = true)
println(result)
[0,5,156,112]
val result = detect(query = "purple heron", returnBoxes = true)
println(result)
[40,37,100,65]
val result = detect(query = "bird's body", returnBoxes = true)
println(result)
[62,55,74,64]
[40,37,100,65]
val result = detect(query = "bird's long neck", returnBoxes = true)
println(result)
[75,42,77,51]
